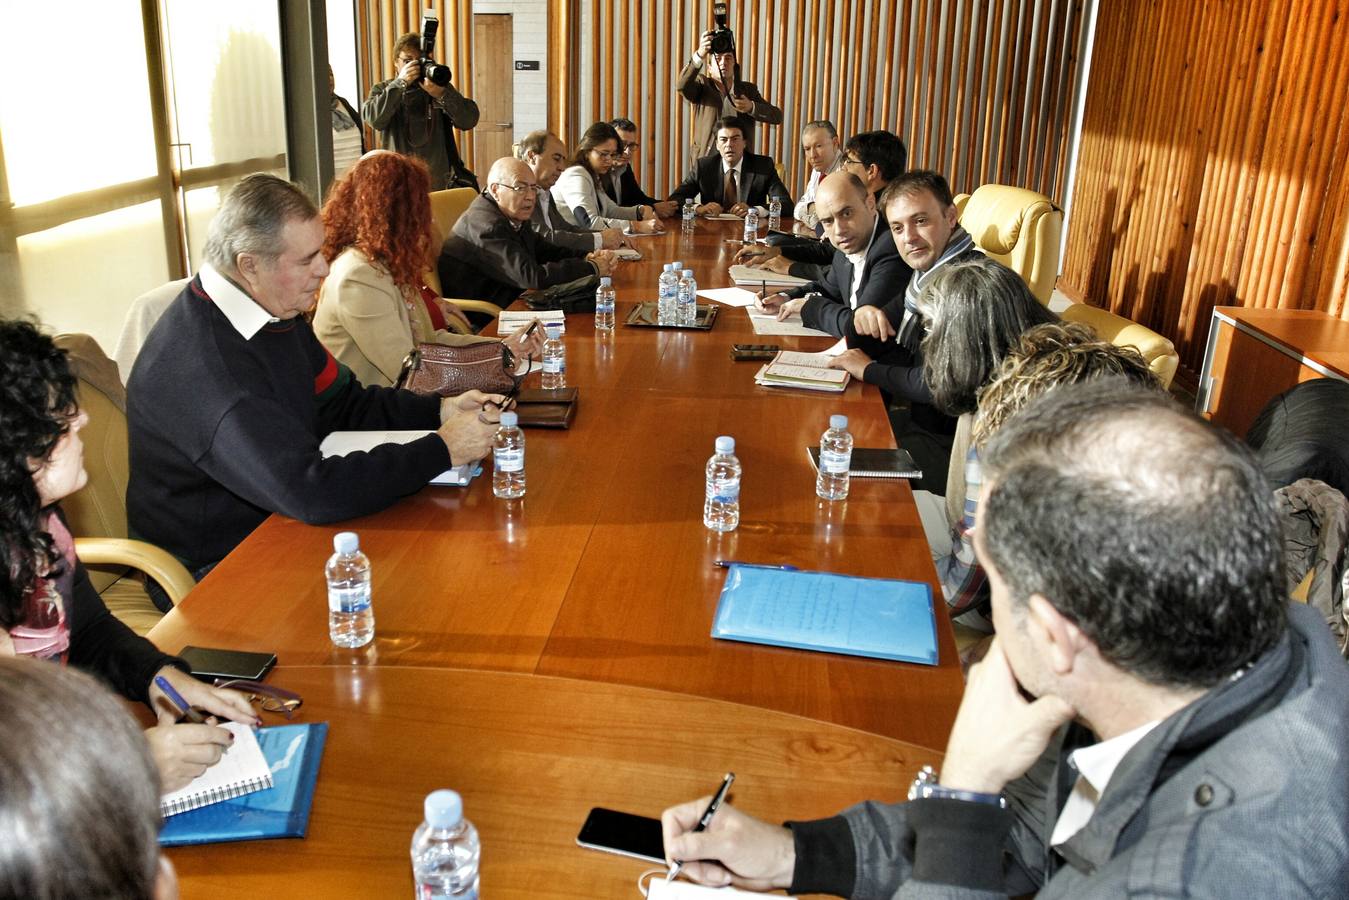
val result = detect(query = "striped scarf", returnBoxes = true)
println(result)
[897,227,976,348]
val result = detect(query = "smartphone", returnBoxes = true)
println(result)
[575,807,666,864]
[178,646,277,683]
[731,343,781,361]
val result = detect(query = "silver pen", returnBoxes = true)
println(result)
[667,772,735,882]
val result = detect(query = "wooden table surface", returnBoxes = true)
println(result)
[157,220,964,897]
[167,666,934,899]
[1213,305,1349,378]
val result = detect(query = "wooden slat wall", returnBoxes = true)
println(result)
[551,0,1088,204]
[356,0,477,171]
[1060,0,1349,380]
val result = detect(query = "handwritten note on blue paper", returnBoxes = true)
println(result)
[711,566,938,665]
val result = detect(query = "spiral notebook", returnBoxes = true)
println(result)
[160,722,272,817]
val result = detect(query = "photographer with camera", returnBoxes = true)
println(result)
[677,3,781,163]
[363,19,480,191]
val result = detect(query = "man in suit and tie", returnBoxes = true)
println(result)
[602,118,678,218]
[667,118,793,218]
[517,130,624,253]
[755,172,909,345]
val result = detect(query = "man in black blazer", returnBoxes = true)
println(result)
[755,172,909,353]
[603,118,678,218]
[438,158,618,309]
[668,117,792,217]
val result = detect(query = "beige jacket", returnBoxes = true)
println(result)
[314,248,493,388]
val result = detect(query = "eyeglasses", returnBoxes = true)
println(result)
[841,155,863,167]
[620,141,639,154]
[492,181,535,194]
[592,150,621,161]
[213,679,303,719]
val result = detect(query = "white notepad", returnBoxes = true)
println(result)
[728,264,812,287]
[160,722,273,817]
[745,308,831,337]
[497,310,565,336]
[319,431,476,486]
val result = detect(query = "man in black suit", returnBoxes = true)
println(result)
[755,172,909,348]
[604,118,678,218]
[438,158,619,308]
[668,117,792,217]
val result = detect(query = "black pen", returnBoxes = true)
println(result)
[714,560,799,571]
[667,772,735,882]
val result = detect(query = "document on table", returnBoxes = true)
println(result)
[696,286,759,307]
[746,307,830,336]
[704,212,744,220]
[711,566,938,665]
[319,431,479,486]
[729,264,812,287]
[497,310,565,336]
[614,247,643,260]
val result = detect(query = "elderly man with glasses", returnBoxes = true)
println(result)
[437,157,619,309]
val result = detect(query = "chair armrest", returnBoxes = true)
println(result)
[445,299,503,320]
[73,538,195,607]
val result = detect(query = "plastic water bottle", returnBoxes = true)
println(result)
[682,198,696,231]
[594,276,615,332]
[326,532,373,648]
[743,208,759,243]
[816,414,854,501]
[676,269,698,326]
[703,435,742,532]
[541,325,566,389]
[657,263,677,324]
[411,790,480,899]
[492,411,525,499]
[767,197,782,231]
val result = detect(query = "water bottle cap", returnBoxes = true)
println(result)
[499,411,518,427]
[715,435,735,454]
[673,261,683,269]
[333,531,359,554]
[682,269,694,277]
[599,276,611,286]
[830,414,848,429]
[662,263,672,272]
[424,789,463,828]
[545,325,562,339]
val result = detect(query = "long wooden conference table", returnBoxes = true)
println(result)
[150,218,964,898]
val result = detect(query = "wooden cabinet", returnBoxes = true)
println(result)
[1198,307,1349,437]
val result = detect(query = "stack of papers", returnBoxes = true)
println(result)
[614,247,643,261]
[497,310,565,336]
[746,307,831,337]
[754,350,850,392]
[729,265,812,287]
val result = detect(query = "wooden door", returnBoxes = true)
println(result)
[471,14,513,167]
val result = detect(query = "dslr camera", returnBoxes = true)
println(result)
[417,11,453,87]
[709,3,735,55]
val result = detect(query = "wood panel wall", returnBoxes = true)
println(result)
[550,0,1088,203]
[1060,0,1349,381]
[356,1,478,171]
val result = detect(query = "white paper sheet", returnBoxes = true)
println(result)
[497,310,565,336]
[728,264,812,287]
[696,287,759,307]
[745,309,830,337]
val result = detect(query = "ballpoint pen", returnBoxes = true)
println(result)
[667,772,735,882]
[714,560,800,571]
[153,674,208,724]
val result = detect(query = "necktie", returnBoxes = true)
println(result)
[724,169,738,206]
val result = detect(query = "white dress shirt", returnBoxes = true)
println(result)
[1049,720,1161,847]
[794,155,843,226]
[843,216,883,309]
[199,263,277,340]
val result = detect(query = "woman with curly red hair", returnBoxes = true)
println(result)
[314,151,543,387]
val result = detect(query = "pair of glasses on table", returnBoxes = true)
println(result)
[213,679,303,719]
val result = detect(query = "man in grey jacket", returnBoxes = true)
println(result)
[516,130,623,253]
[663,381,1349,898]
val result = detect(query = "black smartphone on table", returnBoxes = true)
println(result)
[575,807,666,864]
[731,343,780,361]
[178,646,277,683]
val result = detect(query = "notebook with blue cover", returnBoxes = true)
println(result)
[159,722,327,847]
[711,566,938,665]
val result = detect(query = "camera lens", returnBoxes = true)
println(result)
[421,59,452,86]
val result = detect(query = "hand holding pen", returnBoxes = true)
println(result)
[666,773,735,882]
[659,775,798,891]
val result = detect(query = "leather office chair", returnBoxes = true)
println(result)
[952,184,1063,304]
[113,277,192,384]
[1060,303,1180,389]
[425,188,502,326]
[55,334,195,634]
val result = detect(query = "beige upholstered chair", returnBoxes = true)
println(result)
[112,277,192,384]
[1061,303,1180,390]
[952,185,1063,304]
[425,188,504,325]
[55,334,195,634]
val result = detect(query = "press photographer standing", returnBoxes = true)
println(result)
[363,27,480,190]
[677,5,782,162]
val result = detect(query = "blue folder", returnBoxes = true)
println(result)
[711,566,939,665]
[159,722,328,847]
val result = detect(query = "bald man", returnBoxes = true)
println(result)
[755,171,909,343]
[438,157,619,308]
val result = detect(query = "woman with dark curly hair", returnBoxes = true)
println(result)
[0,318,257,792]
[313,150,544,387]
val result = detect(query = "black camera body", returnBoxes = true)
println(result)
[709,2,735,55]
[418,12,452,87]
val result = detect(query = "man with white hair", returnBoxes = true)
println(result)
[438,157,619,309]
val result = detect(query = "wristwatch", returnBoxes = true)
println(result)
[907,765,1007,808]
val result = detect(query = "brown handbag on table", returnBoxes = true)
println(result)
[394,342,518,397]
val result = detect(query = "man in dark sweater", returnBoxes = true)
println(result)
[128,175,500,586]
[660,383,1349,899]
[438,157,617,308]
